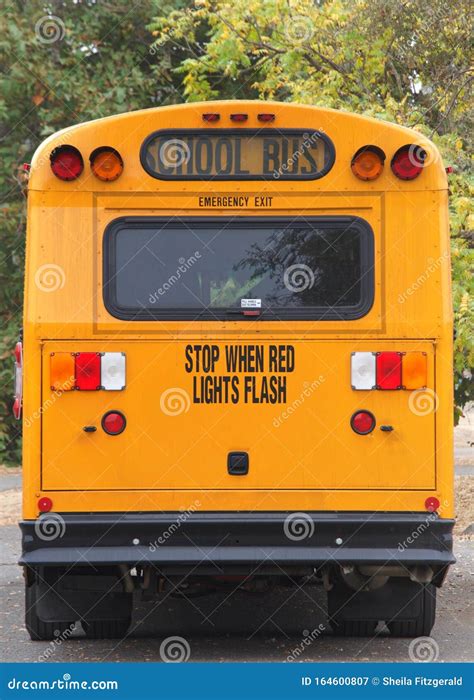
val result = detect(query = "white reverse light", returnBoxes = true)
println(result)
[101,352,126,391]
[351,352,376,390]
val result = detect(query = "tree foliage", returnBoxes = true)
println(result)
[0,0,177,463]
[0,0,472,463]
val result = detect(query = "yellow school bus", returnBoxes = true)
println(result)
[18,100,454,640]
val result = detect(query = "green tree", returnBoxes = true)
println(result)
[0,0,183,463]
[150,0,473,420]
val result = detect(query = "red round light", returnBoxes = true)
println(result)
[50,145,84,181]
[391,144,425,180]
[425,496,440,513]
[102,410,126,435]
[351,410,376,435]
[38,497,53,513]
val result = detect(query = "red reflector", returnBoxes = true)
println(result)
[14,341,22,365]
[202,113,220,122]
[38,497,53,513]
[75,353,101,391]
[376,352,402,390]
[13,396,21,420]
[230,113,248,122]
[50,145,84,181]
[351,410,376,435]
[391,144,425,180]
[257,113,275,122]
[102,410,126,435]
[425,496,440,513]
[13,340,23,420]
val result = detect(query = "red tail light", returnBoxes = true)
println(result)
[102,410,126,435]
[75,352,101,390]
[376,352,402,390]
[391,144,425,180]
[351,410,376,435]
[230,113,248,122]
[50,145,84,181]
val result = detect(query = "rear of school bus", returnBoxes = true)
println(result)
[19,101,454,640]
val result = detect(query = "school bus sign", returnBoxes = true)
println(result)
[140,129,335,180]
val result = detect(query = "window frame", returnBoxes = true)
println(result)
[102,216,375,322]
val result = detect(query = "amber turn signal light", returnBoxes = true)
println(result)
[351,145,385,181]
[50,352,75,392]
[90,147,123,181]
[402,351,427,390]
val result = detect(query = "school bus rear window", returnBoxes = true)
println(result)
[103,217,374,321]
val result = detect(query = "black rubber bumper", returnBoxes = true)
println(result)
[19,512,455,572]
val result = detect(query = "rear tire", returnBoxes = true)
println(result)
[387,583,436,637]
[25,582,73,641]
[83,619,131,639]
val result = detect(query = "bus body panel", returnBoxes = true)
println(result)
[40,340,436,493]
[22,101,454,524]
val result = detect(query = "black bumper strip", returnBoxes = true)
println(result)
[19,512,455,568]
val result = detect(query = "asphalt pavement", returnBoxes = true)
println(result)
[1,523,472,663]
